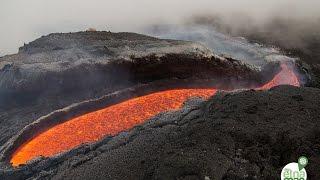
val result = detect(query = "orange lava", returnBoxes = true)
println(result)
[10,89,217,166]
[257,64,300,89]
[10,63,300,166]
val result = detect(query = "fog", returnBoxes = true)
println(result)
[1,0,320,56]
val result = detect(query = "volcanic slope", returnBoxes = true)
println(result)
[2,85,320,180]
[9,63,299,167]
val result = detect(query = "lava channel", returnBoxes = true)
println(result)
[10,63,300,166]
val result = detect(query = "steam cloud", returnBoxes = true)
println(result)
[0,0,319,57]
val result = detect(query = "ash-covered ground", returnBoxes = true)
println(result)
[0,31,319,180]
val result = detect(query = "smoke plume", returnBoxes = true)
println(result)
[0,0,319,57]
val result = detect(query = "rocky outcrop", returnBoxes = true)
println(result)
[0,32,214,92]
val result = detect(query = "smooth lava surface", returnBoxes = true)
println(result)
[10,64,300,166]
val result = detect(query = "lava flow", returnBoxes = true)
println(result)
[257,64,300,89]
[10,63,300,166]
[10,89,217,166]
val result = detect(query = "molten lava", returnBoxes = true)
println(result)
[10,63,300,166]
[257,64,300,89]
[10,89,217,166]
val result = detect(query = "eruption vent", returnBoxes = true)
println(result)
[10,63,300,166]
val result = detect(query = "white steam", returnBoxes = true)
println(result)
[0,0,319,56]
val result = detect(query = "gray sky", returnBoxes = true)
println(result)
[1,0,319,56]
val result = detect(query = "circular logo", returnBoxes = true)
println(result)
[299,157,308,166]
[281,163,307,180]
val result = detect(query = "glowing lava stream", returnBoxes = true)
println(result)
[257,64,300,89]
[10,64,300,166]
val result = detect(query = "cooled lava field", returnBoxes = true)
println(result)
[0,31,319,180]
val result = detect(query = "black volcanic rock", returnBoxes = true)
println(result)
[0,85,319,180]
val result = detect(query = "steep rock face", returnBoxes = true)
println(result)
[1,86,319,180]
[0,31,215,92]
